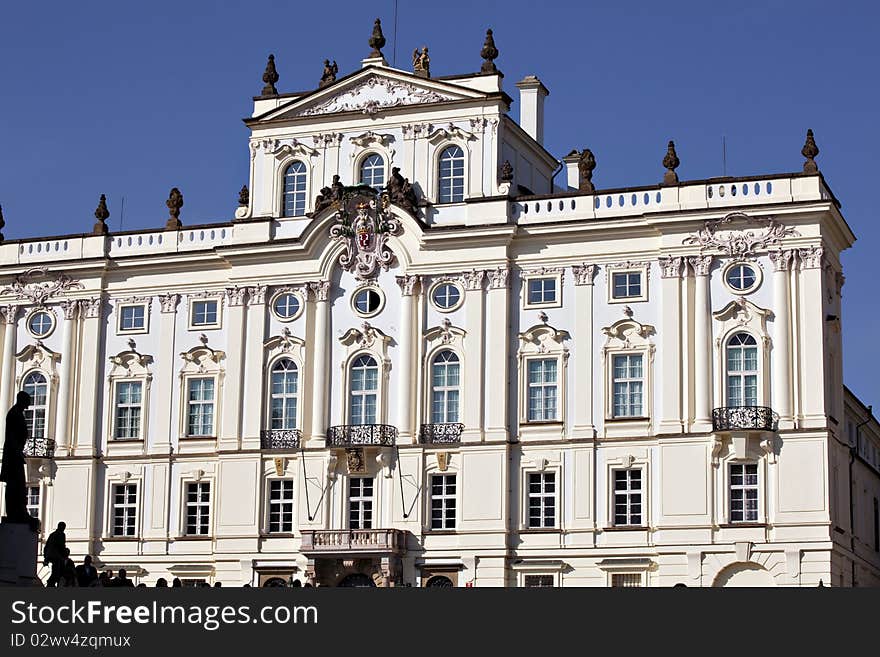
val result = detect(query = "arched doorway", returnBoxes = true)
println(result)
[337,573,375,588]
[262,577,288,587]
[425,575,454,588]
[713,563,776,587]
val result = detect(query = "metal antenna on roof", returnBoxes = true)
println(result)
[722,136,727,177]
[119,196,125,231]
[392,0,398,66]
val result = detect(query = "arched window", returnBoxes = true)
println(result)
[270,359,299,429]
[359,154,385,190]
[349,355,378,425]
[726,333,758,407]
[431,350,460,423]
[282,161,307,217]
[23,372,48,438]
[438,145,465,203]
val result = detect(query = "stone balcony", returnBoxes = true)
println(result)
[299,529,406,556]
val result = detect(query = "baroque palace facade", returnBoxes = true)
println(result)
[2,20,879,587]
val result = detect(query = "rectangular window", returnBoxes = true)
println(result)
[524,574,555,588]
[430,474,457,530]
[611,573,642,588]
[527,358,558,421]
[527,472,556,528]
[118,304,146,332]
[186,378,215,437]
[527,278,557,305]
[26,485,40,518]
[268,480,294,534]
[612,354,643,418]
[191,300,219,327]
[612,272,642,299]
[114,381,143,440]
[111,483,137,537]
[730,463,759,523]
[185,482,211,536]
[349,477,374,530]
[613,469,642,526]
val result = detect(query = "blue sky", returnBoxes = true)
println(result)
[1,1,878,406]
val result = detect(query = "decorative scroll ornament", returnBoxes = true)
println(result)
[682,212,799,257]
[1,267,84,306]
[329,186,401,280]
[296,75,452,117]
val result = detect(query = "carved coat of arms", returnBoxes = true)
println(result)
[329,185,402,280]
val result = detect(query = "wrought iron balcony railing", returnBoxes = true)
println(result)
[23,437,55,459]
[326,424,397,447]
[299,529,406,555]
[712,406,778,432]
[260,429,302,450]
[418,423,464,444]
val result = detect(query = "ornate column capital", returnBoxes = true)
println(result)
[395,275,420,296]
[488,266,510,289]
[797,245,824,269]
[688,255,713,277]
[658,256,685,279]
[769,249,795,272]
[572,264,598,286]
[309,281,331,302]
[459,269,485,292]
[79,297,102,319]
[246,285,268,305]
[1,305,17,325]
[225,285,248,306]
[835,271,846,295]
[159,293,180,314]
[60,299,80,321]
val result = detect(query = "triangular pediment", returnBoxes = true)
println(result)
[258,67,486,122]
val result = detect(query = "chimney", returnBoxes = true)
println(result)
[562,150,581,191]
[515,75,549,146]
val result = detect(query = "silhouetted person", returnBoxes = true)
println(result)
[213,582,222,587]
[171,577,182,588]
[113,568,134,587]
[155,577,168,587]
[1,391,33,526]
[97,571,112,587]
[59,552,78,587]
[75,555,98,588]
[43,522,66,587]
[136,583,147,588]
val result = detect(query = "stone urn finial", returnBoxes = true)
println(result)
[578,148,596,193]
[480,28,499,73]
[261,54,279,96]
[368,18,386,58]
[165,187,184,230]
[238,185,249,207]
[662,140,680,186]
[0,204,5,242]
[802,129,819,174]
[93,194,110,235]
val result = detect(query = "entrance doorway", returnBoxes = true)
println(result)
[337,573,376,587]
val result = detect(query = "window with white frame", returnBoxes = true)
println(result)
[726,333,759,407]
[26,485,40,518]
[190,299,219,328]
[527,472,556,528]
[349,355,378,425]
[185,482,211,536]
[527,358,558,422]
[523,574,555,588]
[729,463,759,523]
[348,477,374,530]
[611,271,643,300]
[27,310,55,338]
[430,473,456,530]
[268,479,294,534]
[186,377,215,437]
[430,282,462,311]
[23,372,48,439]
[282,160,307,217]
[117,304,147,333]
[438,145,465,203]
[359,153,385,190]
[271,292,302,321]
[611,573,642,588]
[527,278,557,306]
[111,483,138,537]
[269,359,298,430]
[431,350,460,423]
[613,469,642,526]
[612,354,644,418]
[113,381,143,440]
[352,287,384,317]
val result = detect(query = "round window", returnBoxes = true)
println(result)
[431,282,462,311]
[352,288,383,317]
[27,310,55,338]
[272,292,302,321]
[725,263,760,293]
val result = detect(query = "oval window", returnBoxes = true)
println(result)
[27,311,54,338]
[272,293,301,321]
[725,263,758,292]
[431,283,462,310]
[353,288,383,316]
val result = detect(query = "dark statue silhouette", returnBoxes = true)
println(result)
[1,391,37,530]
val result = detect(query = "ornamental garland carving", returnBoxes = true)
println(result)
[1,267,84,306]
[329,186,401,280]
[521,266,565,286]
[295,75,453,117]
[682,212,800,257]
